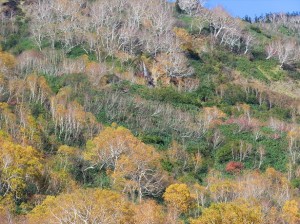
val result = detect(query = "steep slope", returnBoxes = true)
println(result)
[0,0,299,223]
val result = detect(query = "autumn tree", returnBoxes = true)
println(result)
[42,145,80,194]
[84,125,135,170]
[163,183,192,222]
[27,189,134,224]
[225,161,244,173]
[282,200,300,224]
[111,141,166,201]
[208,179,238,203]
[50,87,100,143]
[190,200,263,224]
[201,106,226,132]
[133,200,166,224]
[155,50,194,79]
[0,49,16,76]
[26,74,52,105]
[85,125,167,201]
[264,168,291,207]
[0,103,18,139]
[0,132,43,200]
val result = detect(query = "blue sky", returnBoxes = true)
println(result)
[205,0,300,18]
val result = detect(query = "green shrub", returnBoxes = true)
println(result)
[161,159,174,172]
[216,143,234,163]
[250,25,262,33]
[291,178,300,189]
[67,46,87,58]
[139,134,170,149]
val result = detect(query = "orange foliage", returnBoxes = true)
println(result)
[225,161,244,173]
[0,49,16,75]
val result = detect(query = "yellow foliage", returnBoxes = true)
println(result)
[0,50,16,75]
[190,200,263,224]
[84,125,134,164]
[287,127,300,140]
[265,167,289,186]
[282,200,300,224]
[81,54,89,64]
[173,27,193,51]
[163,183,191,213]
[46,169,78,194]
[85,124,160,168]
[150,54,168,85]
[0,133,43,196]
[27,189,134,224]
[85,124,164,201]
[57,145,79,157]
[0,103,17,137]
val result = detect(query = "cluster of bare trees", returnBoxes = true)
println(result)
[0,70,101,146]
[176,0,205,16]
[28,0,172,56]
[257,13,300,67]
[266,38,300,67]
[16,49,87,76]
[178,1,254,54]
[26,0,196,78]
[258,13,300,36]
[180,3,254,54]
[89,91,204,142]
[207,7,254,53]
[50,87,100,143]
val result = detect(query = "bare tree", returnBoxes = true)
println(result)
[266,40,277,59]
[192,7,210,34]
[277,39,298,67]
[177,0,205,16]
[158,51,194,78]
[242,32,254,54]
[28,0,54,50]
[209,6,233,38]
[266,38,299,67]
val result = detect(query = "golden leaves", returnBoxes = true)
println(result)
[27,189,134,224]
[0,49,16,75]
[85,124,165,201]
[282,200,300,224]
[0,135,43,196]
[163,183,192,213]
[190,200,263,224]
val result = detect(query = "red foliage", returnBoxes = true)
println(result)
[225,161,244,173]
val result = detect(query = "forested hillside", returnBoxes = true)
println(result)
[0,0,300,223]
